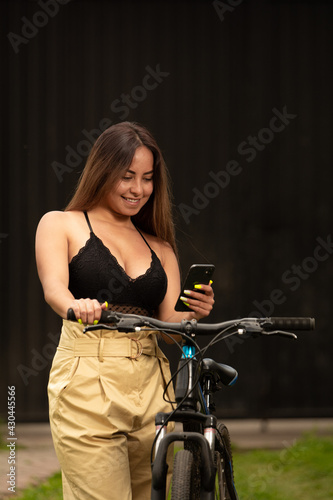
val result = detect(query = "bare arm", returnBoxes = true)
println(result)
[35,211,105,323]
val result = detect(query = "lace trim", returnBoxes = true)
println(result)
[69,233,154,282]
[69,235,93,266]
[96,235,154,282]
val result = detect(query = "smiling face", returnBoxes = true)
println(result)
[102,146,154,218]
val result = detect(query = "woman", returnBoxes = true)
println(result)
[35,121,214,499]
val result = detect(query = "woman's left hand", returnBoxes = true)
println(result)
[181,282,215,320]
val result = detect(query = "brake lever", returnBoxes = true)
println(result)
[261,330,298,340]
[83,324,118,333]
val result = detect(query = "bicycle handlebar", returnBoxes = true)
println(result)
[66,308,315,335]
[264,317,315,330]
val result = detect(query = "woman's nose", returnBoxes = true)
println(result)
[129,179,143,195]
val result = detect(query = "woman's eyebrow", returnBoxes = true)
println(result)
[127,169,154,175]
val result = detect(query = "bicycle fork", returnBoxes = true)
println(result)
[151,411,218,500]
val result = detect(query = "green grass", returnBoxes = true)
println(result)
[233,432,333,500]
[13,433,333,500]
[14,472,63,500]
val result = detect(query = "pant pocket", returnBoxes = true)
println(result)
[48,350,81,402]
[58,356,81,395]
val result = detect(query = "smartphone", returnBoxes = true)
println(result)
[174,264,215,312]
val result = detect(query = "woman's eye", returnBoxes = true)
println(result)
[122,176,153,181]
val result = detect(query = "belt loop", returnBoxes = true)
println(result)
[129,338,143,359]
[99,338,105,362]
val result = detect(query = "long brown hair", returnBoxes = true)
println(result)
[65,122,177,254]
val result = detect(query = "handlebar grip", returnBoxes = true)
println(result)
[99,310,114,322]
[67,308,77,321]
[268,317,315,330]
[66,308,115,323]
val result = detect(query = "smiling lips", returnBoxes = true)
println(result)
[122,196,141,205]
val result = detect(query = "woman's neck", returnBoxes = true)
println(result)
[88,206,133,228]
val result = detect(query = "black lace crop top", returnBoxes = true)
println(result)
[68,212,168,317]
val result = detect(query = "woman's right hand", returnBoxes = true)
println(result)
[69,299,108,324]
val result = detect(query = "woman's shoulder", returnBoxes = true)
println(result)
[39,210,85,222]
[37,210,83,232]
[38,210,64,222]
[37,210,66,227]
[142,231,175,264]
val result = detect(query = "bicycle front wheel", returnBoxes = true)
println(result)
[214,422,238,500]
[170,449,195,500]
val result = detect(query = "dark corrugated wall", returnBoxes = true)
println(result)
[1,0,332,420]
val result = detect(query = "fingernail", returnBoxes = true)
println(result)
[183,290,191,295]
[93,320,99,325]
[194,284,202,289]
[104,301,109,308]
[78,319,83,325]
[180,297,190,306]
[209,280,213,285]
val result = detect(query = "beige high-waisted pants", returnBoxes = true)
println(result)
[48,320,174,500]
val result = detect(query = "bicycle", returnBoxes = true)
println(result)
[67,309,315,500]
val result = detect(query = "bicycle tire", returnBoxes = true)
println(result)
[183,421,202,498]
[215,422,238,500]
[170,449,195,500]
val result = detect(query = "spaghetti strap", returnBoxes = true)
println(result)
[83,211,94,233]
[135,226,153,251]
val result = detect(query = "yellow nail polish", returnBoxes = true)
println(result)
[184,290,191,295]
[93,320,99,325]
[194,284,202,289]
[180,297,190,307]
[209,280,213,285]
[104,301,109,308]
[78,319,83,325]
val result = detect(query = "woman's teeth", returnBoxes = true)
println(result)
[124,197,139,203]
